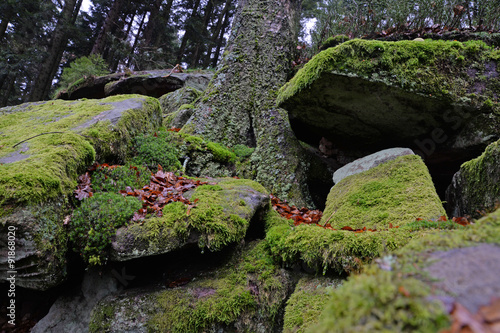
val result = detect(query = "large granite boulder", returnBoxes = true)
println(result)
[55,70,212,100]
[0,95,162,290]
[309,207,500,332]
[110,178,269,261]
[266,152,447,274]
[446,138,500,218]
[89,241,294,333]
[277,39,500,172]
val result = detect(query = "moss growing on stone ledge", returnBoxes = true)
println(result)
[278,39,500,114]
[309,265,450,332]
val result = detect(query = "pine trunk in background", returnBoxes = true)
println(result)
[176,0,202,64]
[184,0,313,207]
[91,0,123,56]
[29,0,80,101]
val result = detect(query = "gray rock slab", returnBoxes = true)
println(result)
[425,243,500,313]
[333,147,414,184]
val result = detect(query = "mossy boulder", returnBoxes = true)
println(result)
[278,39,500,169]
[308,208,500,332]
[282,276,343,333]
[90,241,293,332]
[323,154,446,230]
[266,154,447,273]
[110,178,269,261]
[55,69,212,100]
[0,95,161,289]
[159,86,202,115]
[446,138,500,218]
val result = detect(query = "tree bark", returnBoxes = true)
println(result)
[176,0,202,64]
[29,0,80,101]
[185,0,313,206]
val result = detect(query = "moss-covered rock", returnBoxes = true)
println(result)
[90,241,293,332]
[159,86,202,116]
[446,138,500,218]
[323,154,445,230]
[110,178,269,261]
[0,199,70,290]
[0,95,161,289]
[266,155,447,273]
[278,39,500,168]
[0,95,161,207]
[309,208,500,332]
[282,276,343,333]
[55,69,212,100]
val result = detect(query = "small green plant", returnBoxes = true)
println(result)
[92,163,150,193]
[69,192,142,265]
[131,130,182,171]
[231,144,255,159]
[54,54,109,97]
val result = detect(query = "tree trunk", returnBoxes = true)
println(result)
[29,0,79,101]
[142,0,162,47]
[184,0,313,206]
[91,0,123,56]
[204,0,232,67]
[210,4,232,67]
[176,0,201,64]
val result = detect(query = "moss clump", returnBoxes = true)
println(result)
[69,192,142,265]
[178,103,195,110]
[148,241,287,332]
[92,163,151,193]
[321,155,445,230]
[277,39,500,113]
[129,129,182,171]
[231,144,255,159]
[310,265,450,332]
[283,277,342,333]
[205,141,237,163]
[319,34,350,50]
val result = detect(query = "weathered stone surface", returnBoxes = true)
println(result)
[90,241,293,333]
[278,39,500,173]
[110,178,269,262]
[323,154,445,230]
[31,269,118,333]
[159,86,202,115]
[55,70,212,100]
[446,139,500,218]
[0,95,161,290]
[333,147,414,184]
[310,208,500,332]
[425,244,500,313]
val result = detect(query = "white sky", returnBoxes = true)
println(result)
[81,0,91,12]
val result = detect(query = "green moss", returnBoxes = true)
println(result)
[310,265,449,332]
[0,95,161,208]
[178,103,195,110]
[89,304,115,333]
[129,129,182,171]
[283,277,342,333]
[92,163,151,193]
[206,141,237,163]
[321,155,446,230]
[231,144,255,159]
[69,192,142,265]
[319,35,350,50]
[148,241,285,332]
[277,39,499,114]
[266,221,420,274]
[455,139,500,217]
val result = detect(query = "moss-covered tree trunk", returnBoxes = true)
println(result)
[184,0,313,207]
